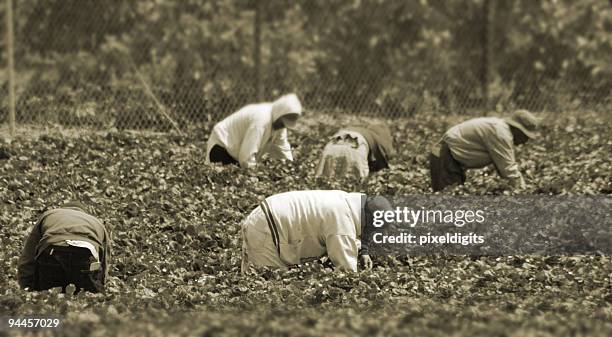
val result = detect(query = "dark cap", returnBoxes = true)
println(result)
[364,195,393,214]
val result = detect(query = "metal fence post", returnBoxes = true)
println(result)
[253,0,263,101]
[6,0,16,136]
[482,0,494,112]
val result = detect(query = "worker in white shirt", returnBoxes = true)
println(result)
[316,124,395,181]
[206,93,302,168]
[429,109,541,192]
[240,190,392,273]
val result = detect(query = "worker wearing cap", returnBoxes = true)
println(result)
[429,110,541,191]
[316,123,395,181]
[17,202,111,293]
[206,93,303,168]
[240,190,392,273]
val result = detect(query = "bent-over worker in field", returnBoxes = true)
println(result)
[206,93,303,168]
[316,124,395,180]
[429,109,541,192]
[241,190,392,273]
[17,201,111,293]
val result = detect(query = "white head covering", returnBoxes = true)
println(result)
[271,94,302,126]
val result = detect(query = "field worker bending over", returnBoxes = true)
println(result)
[241,190,392,273]
[316,124,395,180]
[429,110,540,192]
[206,93,303,168]
[18,202,111,293]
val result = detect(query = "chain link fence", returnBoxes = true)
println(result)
[1,0,611,131]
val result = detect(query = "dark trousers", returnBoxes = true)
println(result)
[429,141,466,192]
[209,145,239,166]
[34,245,104,293]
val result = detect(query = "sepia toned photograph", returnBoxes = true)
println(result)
[0,1,610,336]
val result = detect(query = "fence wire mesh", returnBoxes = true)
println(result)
[1,0,611,131]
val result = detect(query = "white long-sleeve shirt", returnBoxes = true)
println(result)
[316,130,370,179]
[206,103,293,168]
[263,190,365,272]
[443,117,524,186]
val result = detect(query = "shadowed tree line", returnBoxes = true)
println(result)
[0,0,610,129]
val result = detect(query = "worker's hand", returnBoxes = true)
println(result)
[510,177,527,193]
[361,254,373,270]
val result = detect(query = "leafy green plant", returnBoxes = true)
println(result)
[0,112,610,336]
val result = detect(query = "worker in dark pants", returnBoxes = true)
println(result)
[17,201,111,293]
[206,93,303,168]
[429,110,540,192]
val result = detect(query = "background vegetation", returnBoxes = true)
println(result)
[0,1,610,335]
[0,0,611,129]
